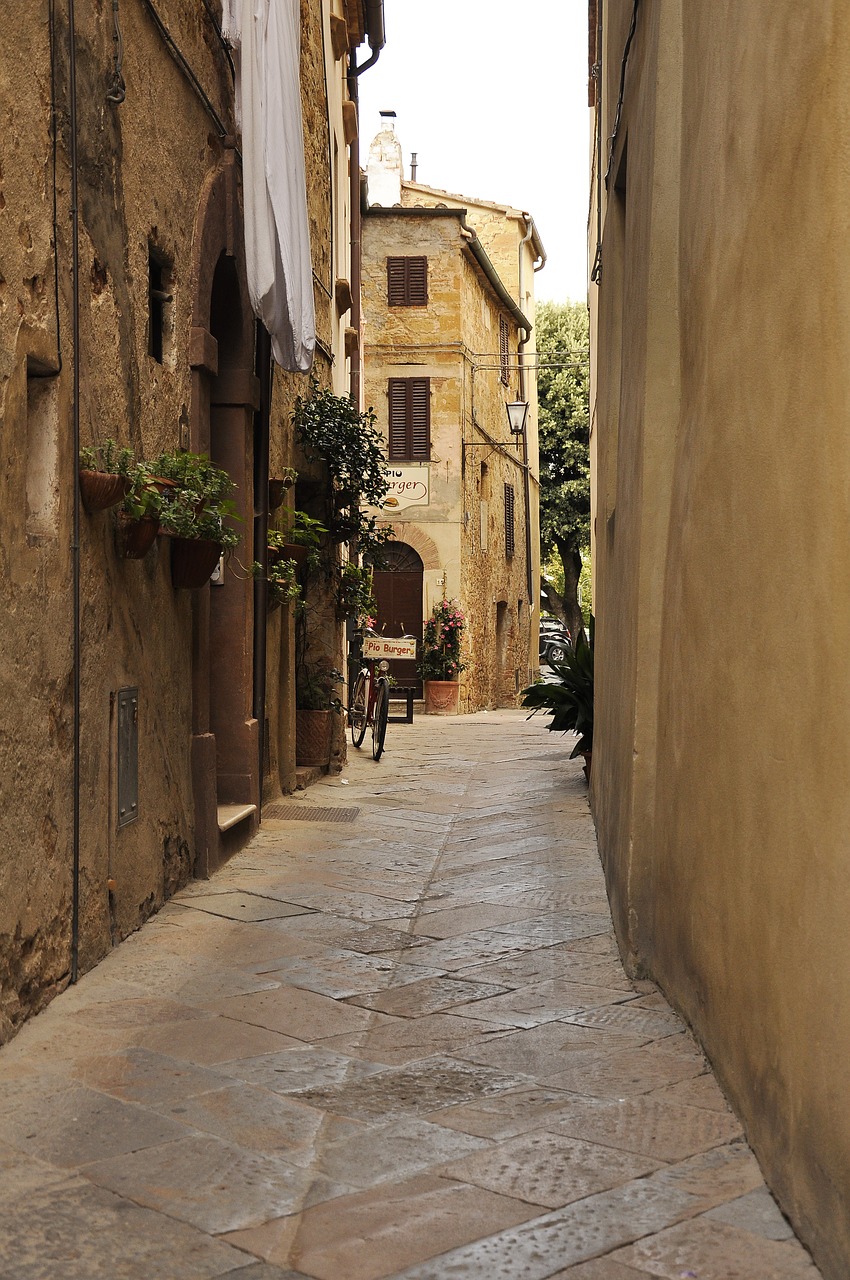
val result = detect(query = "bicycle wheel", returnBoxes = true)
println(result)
[349,670,368,747]
[371,678,389,760]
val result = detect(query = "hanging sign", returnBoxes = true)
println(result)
[363,635,418,660]
[380,466,430,511]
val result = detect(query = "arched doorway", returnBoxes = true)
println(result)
[371,542,424,695]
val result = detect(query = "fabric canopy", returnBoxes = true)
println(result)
[222,0,315,372]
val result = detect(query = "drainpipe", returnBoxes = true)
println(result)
[67,0,82,981]
[516,214,544,615]
[252,322,271,807]
[348,2,385,406]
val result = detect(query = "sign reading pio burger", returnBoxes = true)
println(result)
[378,465,429,512]
[362,635,418,660]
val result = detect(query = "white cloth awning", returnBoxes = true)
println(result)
[223,0,315,372]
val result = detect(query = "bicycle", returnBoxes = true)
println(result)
[348,631,391,760]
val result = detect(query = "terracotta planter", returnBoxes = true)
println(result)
[268,476,294,509]
[117,514,159,560]
[284,543,309,569]
[580,750,592,781]
[295,709,333,767]
[423,680,460,715]
[168,536,222,589]
[79,470,131,513]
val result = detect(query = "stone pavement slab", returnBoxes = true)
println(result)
[0,711,822,1279]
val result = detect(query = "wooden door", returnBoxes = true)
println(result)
[371,543,424,695]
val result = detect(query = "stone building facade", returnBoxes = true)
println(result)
[588,3,850,1276]
[362,122,544,709]
[0,0,382,1040]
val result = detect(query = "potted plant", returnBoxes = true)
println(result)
[250,556,300,612]
[268,466,297,511]
[418,599,467,715]
[336,561,376,621]
[295,660,343,767]
[269,511,327,570]
[154,449,240,588]
[521,622,594,779]
[116,463,164,559]
[78,439,135,512]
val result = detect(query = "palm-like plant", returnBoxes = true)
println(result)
[521,623,593,759]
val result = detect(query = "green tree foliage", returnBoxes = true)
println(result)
[536,301,590,639]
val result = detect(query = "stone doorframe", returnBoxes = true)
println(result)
[187,152,260,877]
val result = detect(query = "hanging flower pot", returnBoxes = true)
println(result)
[117,513,159,560]
[79,470,131,513]
[169,536,222,589]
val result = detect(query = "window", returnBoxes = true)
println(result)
[388,377,430,460]
[504,482,515,557]
[499,315,510,385]
[387,256,428,307]
[148,246,172,363]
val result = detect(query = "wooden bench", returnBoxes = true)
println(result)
[388,687,416,724]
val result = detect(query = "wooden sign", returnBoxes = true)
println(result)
[362,635,418,660]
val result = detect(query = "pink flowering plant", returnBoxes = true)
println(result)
[418,599,467,681]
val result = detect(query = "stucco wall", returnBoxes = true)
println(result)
[590,4,850,1275]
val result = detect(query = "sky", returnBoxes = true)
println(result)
[358,1,591,303]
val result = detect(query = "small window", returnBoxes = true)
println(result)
[499,315,510,386]
[387,256,428,307]
[504,482,515,557]
[148,246,173,363]
[388,377,430,460]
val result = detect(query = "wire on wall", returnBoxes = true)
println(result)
[140,0,232,143]
[48,0,63,371]
[106,0,126,103]
[605,0,640,185]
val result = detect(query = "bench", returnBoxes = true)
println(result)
[388,687,416,724]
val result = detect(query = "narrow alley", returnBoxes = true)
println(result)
[0,713,820,1279]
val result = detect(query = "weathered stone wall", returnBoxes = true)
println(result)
[0,0,356,1039]
[590,3,850,1275]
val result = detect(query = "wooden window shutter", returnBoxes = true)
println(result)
[388,377,430,460]
[387,257,428,306]
[499,316,510,385]
[504,483,515,557]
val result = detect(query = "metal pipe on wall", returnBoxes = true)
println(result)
[67,0,82,982]
[252,323,271,806]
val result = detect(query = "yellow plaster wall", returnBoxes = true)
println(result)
[590,3,850,1274]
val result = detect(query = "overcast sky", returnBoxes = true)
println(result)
[358,1,591,303]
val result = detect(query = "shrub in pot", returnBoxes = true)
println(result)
[520,622,594,777]
[418,599,466,715]
[295,661,343,767]
[154,450,240,588]
[78,439,135,512]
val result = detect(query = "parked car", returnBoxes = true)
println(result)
[539,618,571,667]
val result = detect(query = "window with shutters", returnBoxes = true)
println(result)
[499,315,510,385]
[387,256,428,306]
[504,483,515,557]
[388,377,430,460]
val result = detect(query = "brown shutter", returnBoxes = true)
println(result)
[499,316,510,385]
[387,258,407,306]
[387,256,428,306]
[504,483,515,556]
[410,379,430,457]
[387,378,430,460]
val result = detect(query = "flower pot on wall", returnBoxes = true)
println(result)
[169,536,222,589]
[79,470,131,513]
[295,709,333,767]
[423,680,460,716]
[117,514,159,560]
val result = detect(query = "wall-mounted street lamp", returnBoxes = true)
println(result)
[505,400,529,435]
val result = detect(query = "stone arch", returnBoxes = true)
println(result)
[379,521,441,571]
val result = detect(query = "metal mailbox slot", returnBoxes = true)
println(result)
[117,687,139,827]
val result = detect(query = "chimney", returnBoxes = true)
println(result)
[410,152,418,182]
[366,111,404,206]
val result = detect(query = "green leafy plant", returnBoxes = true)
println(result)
[418,599,466,682]
[521,622,594,757]
[250,558,300,607]
[336,562,376,621]
[121,463,165,521]
[295,661,344,712]
[269,511,327,550]
[79,439,135,476]
[154,450,240,550]
[293,377,390,510]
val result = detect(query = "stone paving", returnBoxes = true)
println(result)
[0,711,822,1279]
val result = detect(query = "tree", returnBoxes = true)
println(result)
[536,301,590,640]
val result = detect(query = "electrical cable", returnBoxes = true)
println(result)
[140,0,233,144]
[106,0,126,103]
[48,0,63,372]
[605,0,640,185]
[200,0,236,81]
